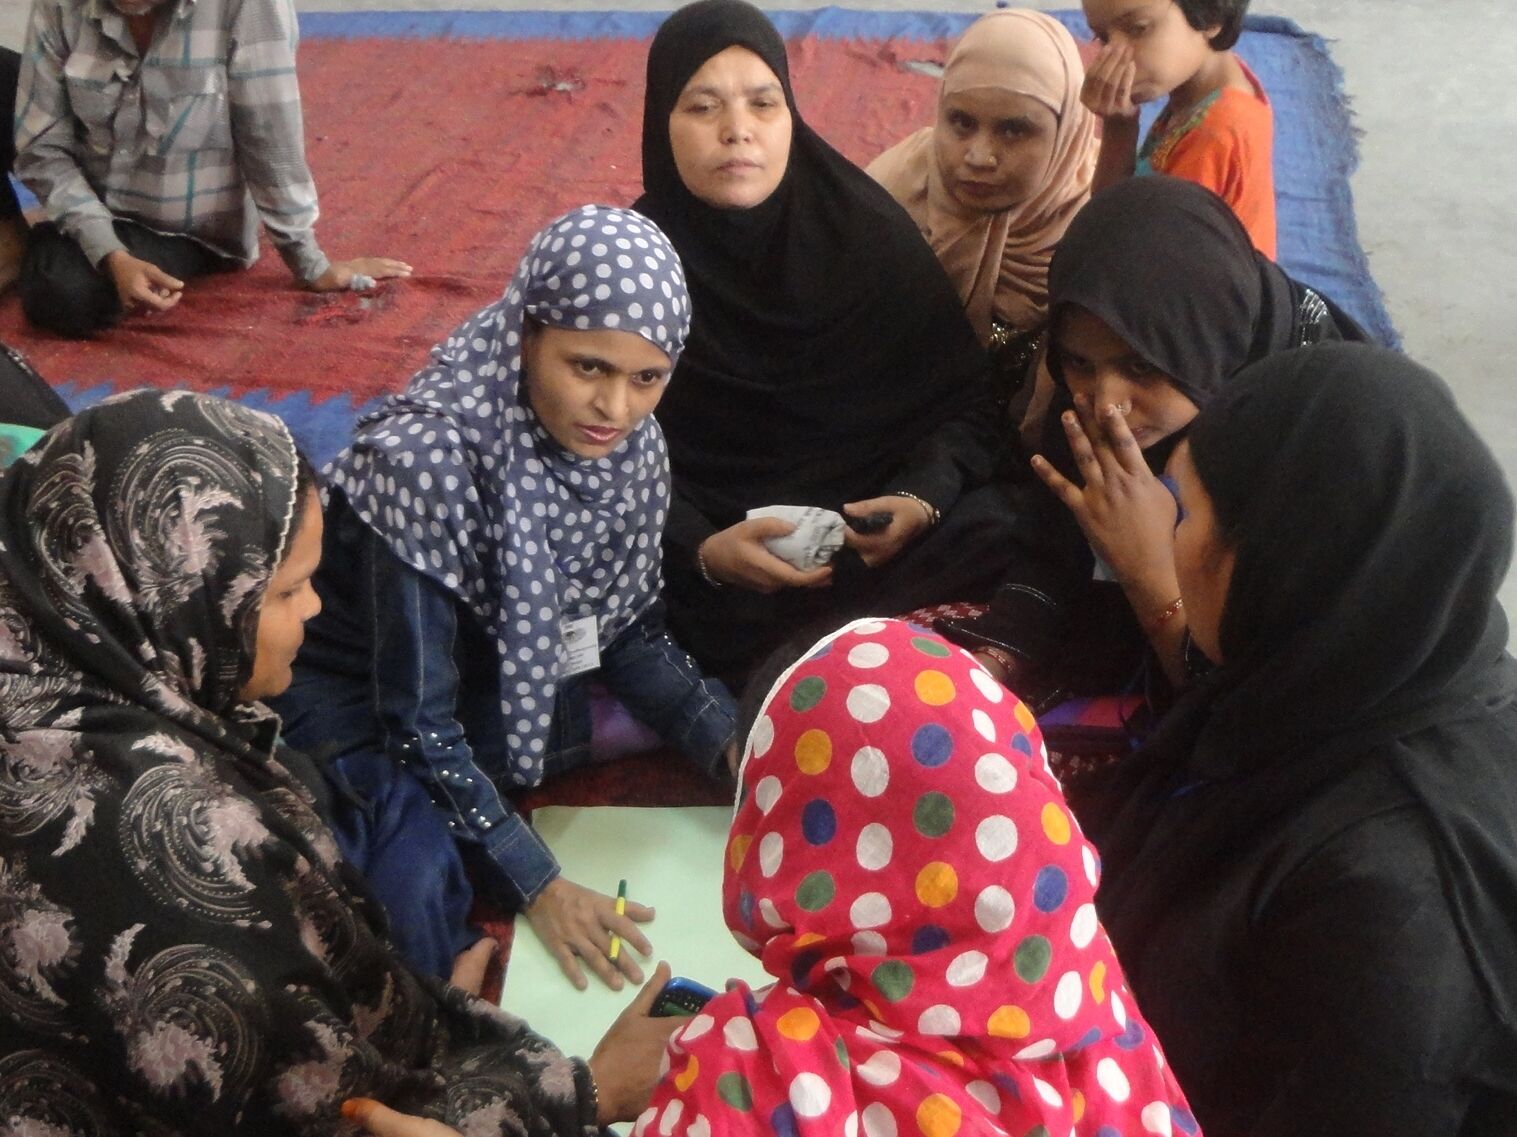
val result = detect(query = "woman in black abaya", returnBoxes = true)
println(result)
[1083,343,1517,1135]
[635,0,1007,683]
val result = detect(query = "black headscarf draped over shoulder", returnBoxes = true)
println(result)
[0,392,600,1132]
[634,0,993,523]
[1039,176,1366,474]
[1089,343,1517,1028]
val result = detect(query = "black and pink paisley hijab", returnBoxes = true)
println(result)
[0,391,595,1135]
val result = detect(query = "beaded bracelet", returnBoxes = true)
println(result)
[696,542,724,589]
[892,491,940,528]
[1144,595,1185,635]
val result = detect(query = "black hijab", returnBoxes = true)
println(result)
[1088,343,1517,1028]
[633,0,992,523]
[1,342,70,429]
[0,396,597,1134]
[1039,176,1364,474]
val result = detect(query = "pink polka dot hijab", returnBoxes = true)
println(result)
[327,205,689,783]
[634,618,1199,1137]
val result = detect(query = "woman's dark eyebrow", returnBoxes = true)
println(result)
[565,352,613,370]
[680,81,783,100]
[996,115,1039,131]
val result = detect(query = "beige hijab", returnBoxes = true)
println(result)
[868,10,1097,343]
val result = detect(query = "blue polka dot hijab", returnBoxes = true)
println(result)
[328,205,690,781]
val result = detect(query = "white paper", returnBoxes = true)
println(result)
[746,504,846,570]
[559,614,601,677]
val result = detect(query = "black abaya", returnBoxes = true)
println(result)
[633,0,1005,680]
[1084,344,1517,1135]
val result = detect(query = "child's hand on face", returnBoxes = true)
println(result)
[1082,42,1140,120]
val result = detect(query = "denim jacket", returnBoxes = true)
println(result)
[284,499,736,909]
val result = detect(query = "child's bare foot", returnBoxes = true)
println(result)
[0,215,26,294]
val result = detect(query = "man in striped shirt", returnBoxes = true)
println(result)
[5,0,410,338]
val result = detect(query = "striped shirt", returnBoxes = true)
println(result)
[14,0,329,282]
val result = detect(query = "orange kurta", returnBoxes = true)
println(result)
[1138,59,1276,259]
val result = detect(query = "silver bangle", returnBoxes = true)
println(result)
[697,542,724,589]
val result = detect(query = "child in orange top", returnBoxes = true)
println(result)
[1080,0,1275,257]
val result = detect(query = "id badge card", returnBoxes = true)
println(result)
[560,613,601,678]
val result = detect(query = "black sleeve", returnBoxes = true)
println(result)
[663,483,719,566]
[1,344,71,429]
[934,478,1094,670]
[883,367,1005,515]
[0,47,21,219]
[1240,810,1500,1137]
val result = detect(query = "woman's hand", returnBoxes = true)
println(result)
[1031,406,1178,595]
[525,876,654,992]
[308,256,413,292]
[588,961,684,1125]
[698,519,834,593]
[448,937,497,997]
[1081,41,1139,120]
[342,1099,459,1137]
[841,495,933,568]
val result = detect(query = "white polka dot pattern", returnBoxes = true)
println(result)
[326,206,689,783]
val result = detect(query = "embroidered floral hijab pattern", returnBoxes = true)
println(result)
[0,392,597,1134]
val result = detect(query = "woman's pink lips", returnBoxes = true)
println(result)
[577,424,622,444]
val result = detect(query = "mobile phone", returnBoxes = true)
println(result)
[843,510,893,535]
[651,976,717,1017]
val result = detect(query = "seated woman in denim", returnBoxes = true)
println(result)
[275,205,737,991]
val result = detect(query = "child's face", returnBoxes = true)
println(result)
[1082,0,1220,104]
[933,88,1060,215]
[1053,305,1199,448]
[521,324,673,459]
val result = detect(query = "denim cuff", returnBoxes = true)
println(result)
[670,688,738,778]
[483,813,561,909]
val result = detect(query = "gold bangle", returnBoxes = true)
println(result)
[584,1061,601,1125]
[1144,596,1184,634]
[892,491,940,528]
